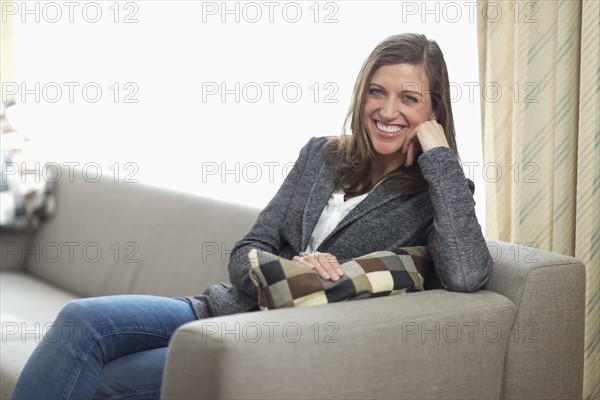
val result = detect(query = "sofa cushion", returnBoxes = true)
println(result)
[0,271,77,342]
[248,247,428,310]
[0,271,78,399]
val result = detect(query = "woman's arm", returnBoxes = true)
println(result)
[227,137,322,297]
[417,146,493,292]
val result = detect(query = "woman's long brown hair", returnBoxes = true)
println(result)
[324,33,458,197]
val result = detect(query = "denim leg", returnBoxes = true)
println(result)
[12,295,197,400]
[93,348,168,400]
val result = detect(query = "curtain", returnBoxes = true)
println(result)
[477,1,599,398]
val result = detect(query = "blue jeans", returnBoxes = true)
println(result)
[12,295,197,400]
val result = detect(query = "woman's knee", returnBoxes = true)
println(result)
[57,298,106,325]
[52,297,119,343]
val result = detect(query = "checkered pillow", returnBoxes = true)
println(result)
[248,247,430,310]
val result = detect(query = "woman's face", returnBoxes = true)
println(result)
[362,63,434,169]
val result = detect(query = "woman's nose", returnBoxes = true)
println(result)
[379,97,400,121]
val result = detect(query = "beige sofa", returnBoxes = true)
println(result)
[0,175,585,399]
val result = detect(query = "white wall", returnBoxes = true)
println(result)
[5,0,485,229]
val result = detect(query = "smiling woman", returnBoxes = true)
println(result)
[11,31,493,399]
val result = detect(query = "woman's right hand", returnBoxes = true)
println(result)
[292,252,344,281]
[401,118,449,166]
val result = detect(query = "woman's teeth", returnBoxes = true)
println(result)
[376,120,402,133]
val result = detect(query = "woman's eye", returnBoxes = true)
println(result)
[403,95,418,103]
[368,88,384,96]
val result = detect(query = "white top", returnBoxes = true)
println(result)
[303,189,369,254]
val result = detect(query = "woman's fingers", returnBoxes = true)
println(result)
[317,253,344,280]
[309,252,340,281]
[292,252,343,281]
[405,141,419,167]
[401,128,420,167]
[401,120,449,167]
[413,120,449,153]
[402,128,417,155]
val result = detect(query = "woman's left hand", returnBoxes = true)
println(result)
[292,252,344,282]
[402,119,449,167]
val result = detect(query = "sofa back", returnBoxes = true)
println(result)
[25,176,260,299]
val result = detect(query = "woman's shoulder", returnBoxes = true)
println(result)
[302,135,338,150]
[297,135,339,162]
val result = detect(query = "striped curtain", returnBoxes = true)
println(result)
[477,1,599,399]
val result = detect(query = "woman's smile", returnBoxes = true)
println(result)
[373,120,408,138]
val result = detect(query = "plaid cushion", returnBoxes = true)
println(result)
[248,247,430,310]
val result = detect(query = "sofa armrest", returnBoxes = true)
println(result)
[484,239,585,399]
[162,290,515,400]
[0,229,31,271]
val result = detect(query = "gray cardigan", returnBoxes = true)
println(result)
[187,136,492,319]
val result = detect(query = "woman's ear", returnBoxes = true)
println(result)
[430,112,437,121]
